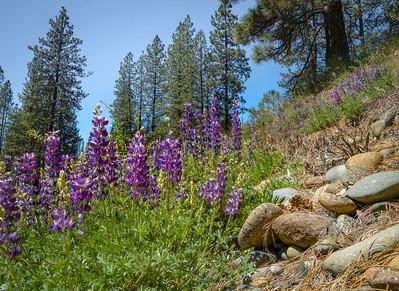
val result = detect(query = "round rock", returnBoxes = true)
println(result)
[326,165,347,183]
[271,212,332,248]
[346,171,399,204]
[238,203,284,250]
[318,191,358,215]
[287,246,304,258]
[345,152,383,171]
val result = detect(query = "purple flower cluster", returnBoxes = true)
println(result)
[153,138,182,183]
[49,208,76,232]
[125,133,160,203]
[179,103,200,155]
[202,96,222,152]
[39,131,62,214]
[198,163,227,206]
[89,110,121,192]
[0,177,21,257]
[232,99,242,153]
[329,66,385,104]
[44,131,62,177]
[17,153,39,224]
[224,190,244,215]
[70,177,94,221]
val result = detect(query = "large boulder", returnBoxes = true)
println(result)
[271,212,332,248]
[318,191,358,215]
[345,152,383,171]
[238,203,284,250]
[346,172,399,204]
[323,223,399,275]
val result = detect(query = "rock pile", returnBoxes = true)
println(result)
[234,147,399,289]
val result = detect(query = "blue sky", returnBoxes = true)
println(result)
[0,0,285,140]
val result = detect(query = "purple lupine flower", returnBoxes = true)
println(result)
[0,177,21,257]
[331,88,341,104]
[105,140,120,185]
[17,153,39,224]
[125,132,159,203]
[44,131,62,177]
[209,96,222,152]
[8,245,21,258]
[179,102,199,155]
[49,208,76,232]
[221,135,232,155]
[70,177,94,222]
[198,163,227,206]
[0,177,20,225]
[88,113,110,191]
[176,191,187,200]
[88,107,120,195]
[224,190,244,215]
[39,131,62,213]
[153,138,182,183]
[232,99,242,153]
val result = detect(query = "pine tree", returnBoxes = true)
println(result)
[144,35,167,133]
[112,52,137,136]
[193,30,211,113]
[209,0,251,130]
[166,16,196,129]
[135,53,147,131]
[5,7,88,156]
[0,67,15,154]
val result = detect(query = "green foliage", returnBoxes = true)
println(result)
[0,145,301,289]
[209,0,250,128]
[306,69,395,133]
[4,7,88,156]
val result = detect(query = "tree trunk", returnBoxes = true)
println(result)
[323,0,350,67]
[358,0,365,48]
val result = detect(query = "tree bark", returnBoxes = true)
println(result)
[323,0,350,67]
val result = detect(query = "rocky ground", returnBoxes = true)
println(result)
[228,95,399,290]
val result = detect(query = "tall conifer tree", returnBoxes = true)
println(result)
[144,35,167,133]
[5,7,88,155]
[193,30,211,113]
[209,0,250,129]
[112,52,137,136]
[166,16,196,129]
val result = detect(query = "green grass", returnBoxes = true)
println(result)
[305,70,396,134]
[0,150,301,290]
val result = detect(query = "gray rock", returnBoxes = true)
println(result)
[339,167,371,185]
[370,120,385,138]
[272,188,300,205]
[336,215,357,236]
[370,201,399,212]
[346,172,399,204]
[269,264,283,275]
[315,238,339,255]
[384,107,397,126]
[251,266,269,279]
[323,223,399,275]
[326,165,347,183]
[287,246,304,258]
